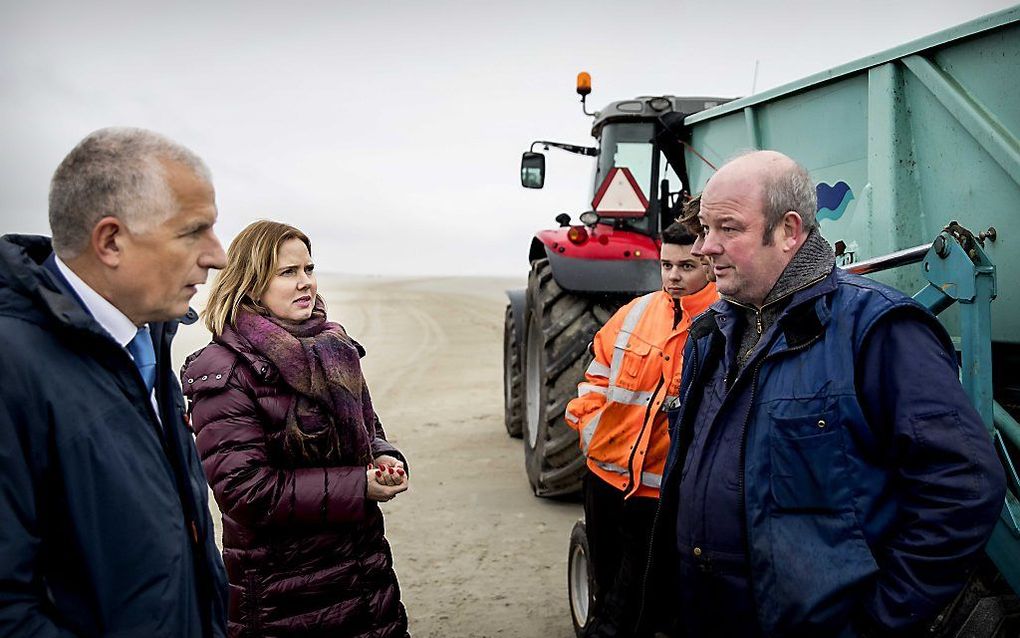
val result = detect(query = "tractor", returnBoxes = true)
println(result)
[504,72,730,497]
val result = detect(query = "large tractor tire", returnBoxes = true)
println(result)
[523,258,619,497]
[568,519,595,637]
[503,303,524,438]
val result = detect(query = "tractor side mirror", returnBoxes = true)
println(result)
[521,152,546,189]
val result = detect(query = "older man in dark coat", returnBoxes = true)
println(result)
[640,151,1005,637]
[0,128,229,637]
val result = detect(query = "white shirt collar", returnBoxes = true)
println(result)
[54,255,141,348]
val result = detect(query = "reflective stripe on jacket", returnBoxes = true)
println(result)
[565,283,718,498]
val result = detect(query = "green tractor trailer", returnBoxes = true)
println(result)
[508,6,1020,634]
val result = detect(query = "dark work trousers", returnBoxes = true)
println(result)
[583,472,660,638]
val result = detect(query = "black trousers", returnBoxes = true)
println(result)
[583,472,660,638]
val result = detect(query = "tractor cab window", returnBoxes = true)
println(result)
[593,122,655,204]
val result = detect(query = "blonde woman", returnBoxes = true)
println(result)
[182,220,409,637]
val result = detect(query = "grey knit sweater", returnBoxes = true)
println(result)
[729,230,835,371]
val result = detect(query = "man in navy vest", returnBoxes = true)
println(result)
[0,128,229,637]
[639,150,1005,637]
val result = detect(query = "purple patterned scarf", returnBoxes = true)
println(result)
[234,300,375,466]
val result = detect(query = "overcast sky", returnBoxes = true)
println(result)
[1,0,1015,277]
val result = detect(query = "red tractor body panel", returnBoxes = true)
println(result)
[534,223,660,261]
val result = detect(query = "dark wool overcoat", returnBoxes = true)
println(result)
[182,324,408,638]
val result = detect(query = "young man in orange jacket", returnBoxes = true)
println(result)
[565,219,718,637]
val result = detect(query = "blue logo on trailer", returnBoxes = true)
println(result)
[816,181,854,222]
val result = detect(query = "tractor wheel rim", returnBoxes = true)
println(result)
[525,312,542,450]
[569,542,590,626]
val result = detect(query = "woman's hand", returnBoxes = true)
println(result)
[373,454,405,473]
[365,466,408,502]
[372,455,407,484]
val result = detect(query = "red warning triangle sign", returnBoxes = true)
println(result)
[591,167,649,217]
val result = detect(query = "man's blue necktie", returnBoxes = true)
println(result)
[127,326,157,394]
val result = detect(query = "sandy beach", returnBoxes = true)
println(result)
[171,274,582,638]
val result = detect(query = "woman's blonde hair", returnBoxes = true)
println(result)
[203,220,316,335]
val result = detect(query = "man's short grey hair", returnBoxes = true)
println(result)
[761,159,817,245]
[48,127,212,258]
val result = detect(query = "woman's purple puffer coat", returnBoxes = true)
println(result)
[182,325,408,638]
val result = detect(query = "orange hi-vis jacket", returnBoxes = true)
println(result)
[565,283,719,499]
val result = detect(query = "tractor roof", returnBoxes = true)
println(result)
[590,95,733,137]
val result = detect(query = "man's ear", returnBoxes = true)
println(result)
[779,211,804,252]
[91,216,125,267]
